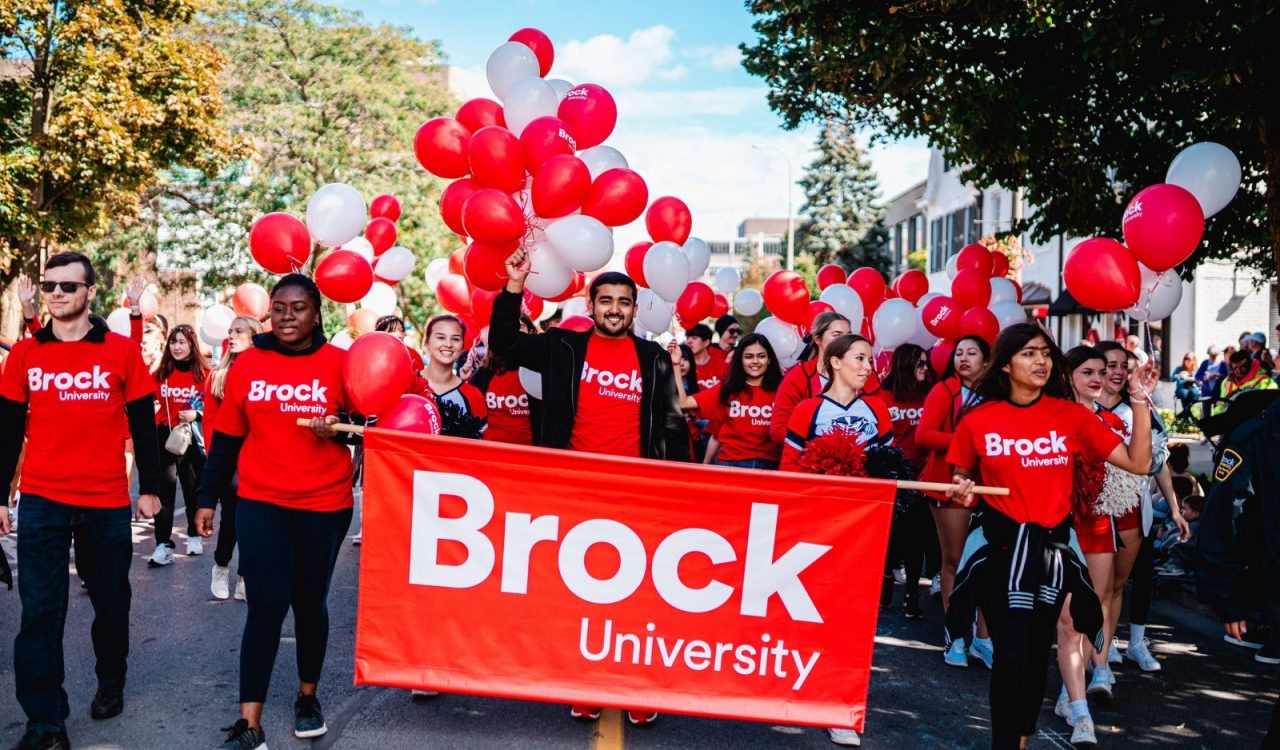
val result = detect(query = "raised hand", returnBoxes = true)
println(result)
[505,246,531,288]
[125,277,146,306]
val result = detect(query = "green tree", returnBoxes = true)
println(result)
[0,0,238,338]
[797,120,891,275]
[742,1,1280,282]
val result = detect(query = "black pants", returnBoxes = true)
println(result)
[154,425,205,546]
[236,498,351,704]
[886,495,936,602]
[14,495,132,733]
[1129,527,1157,626]
[213,472,240,568]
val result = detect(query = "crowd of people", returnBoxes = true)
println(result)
[0,250,1276,750]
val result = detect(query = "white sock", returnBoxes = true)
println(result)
[1070,699,1090,722]
[1130,623,1146,644]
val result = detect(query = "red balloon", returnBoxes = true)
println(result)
[624,242,652,287]
[520,116,577,175]
[468,126,525,192]
[581,168,648,227]
[344,332,413,415]
[231,283,269,320]
[958,307,999,346]
[560,315,593,332]
[532,155,591,218]
[462,188,525,246]
[248,212,311,274]
[470,288,501,327]
[848,267,886,308]
[365,217,397,255]
[456,98,507,134]
[463,241,514,292]
[448,247,466,275]
[816,264,847,290]
[989,252,1010,279]
[414,117,471,178]
[710,293,729,319]
[930,340,955,378]
[892,270,928,304]
[1122,183,1204,272]
[315,251,374,303]
[348,308,378,336]
[509,28,554,77]
[1063,238,1142,312]
[922,295,962,339]
[379,394,442,435]
[762,270,811,326]
[557,83,617,150]
[436,274,472,315]
[950,268,992,309]
[956,244,994,277]
[369,194,401,223]
[676,282,715,323]
[439,179,477,237]
[806,300,836,330]
[522,289,544,321]
[645,196,692,245]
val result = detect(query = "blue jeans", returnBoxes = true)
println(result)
[715,458,779,470]
[15,494,133,733]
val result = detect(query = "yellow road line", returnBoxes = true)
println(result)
[590,708,625,750]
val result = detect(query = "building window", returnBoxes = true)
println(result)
[907,218,917,254]
[930,218,943,271]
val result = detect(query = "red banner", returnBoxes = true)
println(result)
[355,428,895,730]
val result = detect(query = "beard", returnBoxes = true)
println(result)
[48,296,89,322]
[592,312,633,337]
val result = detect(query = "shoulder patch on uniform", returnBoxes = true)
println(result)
[1214,449,1243,482]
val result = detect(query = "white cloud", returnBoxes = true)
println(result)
[618,86,769,119]
[709,46,742,71]
[866,139,931,202]
[447,64,490,101]
[550,25,682,88]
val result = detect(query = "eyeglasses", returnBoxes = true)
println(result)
[725,328,741,336]
[916,361,930,370]
[40,281,90,294]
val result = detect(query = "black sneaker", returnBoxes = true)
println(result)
[90,679,124,720]
[903,596,925,619]
[294,693,327,739]
[216,719,266,750]
[10,729,70,750]
[1256,639,1280,665]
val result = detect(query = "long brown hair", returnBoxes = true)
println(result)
[156,324,211,384]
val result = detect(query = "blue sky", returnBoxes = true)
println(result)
[337,0,930,245]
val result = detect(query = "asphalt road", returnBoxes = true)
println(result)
[0,489,1275,750]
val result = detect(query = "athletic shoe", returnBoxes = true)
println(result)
[1224,633,1265,649]
[186,537,203,556]
[1070,715,1098,747]
[147,545,174,567]
[902,596,924,620]
[90,678,125,720]
[217,719,266,750]
[929,574,941,596]
[211,566,231,600]
[569,705,600,721]
[1086,664,1113,698]
[10,728,70,750]
[1054,693,1076,727]
[626,711,658,726]
[893,565,906,584]
[410,689,439,700]
[969,638,994,670]
[234,578,246,601]
[352,531,362,546]
[1108,638,1123,664]
[1125,638,1161,671]
[294,693,327,739]
[827,727,861,746]
[944,639,968,667]
[1256,639,1280,665]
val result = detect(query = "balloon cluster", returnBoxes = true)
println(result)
[1064,142,1241,317]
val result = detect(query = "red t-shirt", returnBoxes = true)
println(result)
[154,366,203,427]
[693,384,780,463]
[694,353,727,391]
[946,396,1123,527]
[0,331,154,507]
[202,375,222,449]
[215,343,353,512]
[482,369,532,445]
[875,390,926,462]
[570,335,642,457]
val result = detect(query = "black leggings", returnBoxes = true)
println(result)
[213,472,240,568]
[1128,527,1157,626]
[888,496,937,601]
[154,425,205,545]
[236,498,352,704]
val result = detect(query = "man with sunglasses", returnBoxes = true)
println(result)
[713,314,740,364]
[0,252,162,750]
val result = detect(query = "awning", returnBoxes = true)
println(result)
[1020,282,1051,306]
[1045,288,1098,317]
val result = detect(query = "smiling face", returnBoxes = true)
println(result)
[1004,336,1053,390]
[269,285,318,350]
[830,339,874,392]
[42,262,95,322]
[587,283,636,338]
[1071,357,1106,402]
[740,342,769,381]
[427,319,465,367]
[1103,348,1129,395]
[168,331,192,362]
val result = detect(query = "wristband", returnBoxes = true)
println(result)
[129,305,141,314]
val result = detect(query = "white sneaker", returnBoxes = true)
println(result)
[234,577,247,601]
[186,537,203,556]
[410,689,439,700]
[827,727,861,746]
[1055,693,1077,727]
[943,639,968,668]
[1086,664,1113,698]
[1108,638,1123,664]
[1125,637,1161,671]
[1070,714,1098,747]
[968,638,994,670]
[929,574,941,596]
[352,531,362,546]
[147,545,174,567]
[211,565,231,600]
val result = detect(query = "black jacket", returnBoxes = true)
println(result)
[1196,398,1280,623]
[488,289,689,461]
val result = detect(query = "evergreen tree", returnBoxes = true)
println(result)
[796,121,891,276]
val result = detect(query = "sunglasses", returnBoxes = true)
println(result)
[915,361,930,370]
[725,328,741,336]
[40,281,90,294]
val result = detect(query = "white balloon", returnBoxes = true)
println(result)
[545,215,614,273]
[200,304,235,341]
[547,78,573,102]
[990,300,1028,331]
[198,326,221,349]
[818,283,864,325]
[871,298,917,350]
[360,281,397,316]
[330,330,354,350]
[714,266,740,295]
[578,145,629,180]
[989,277,1017,305]
[561,296,588,321]
[755,316,800,360]
[642,241,690,302]
[1166,142,1241,219]
[1126,266,1183,322]
[374,246,415,282]
[502,76,559,137]
[535,300,558,323]
[636,288,675,333]
[424,257,450,293]
[682,237,711,281]
[106,308,132,337]
[486,41,539,101]
[341,236,375,262]
[518,367,543,400]
[734,288,764,316]
[907,307,940,348]
[945,254,959,279]
[525,242,573,299]
[306,183,366,249]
